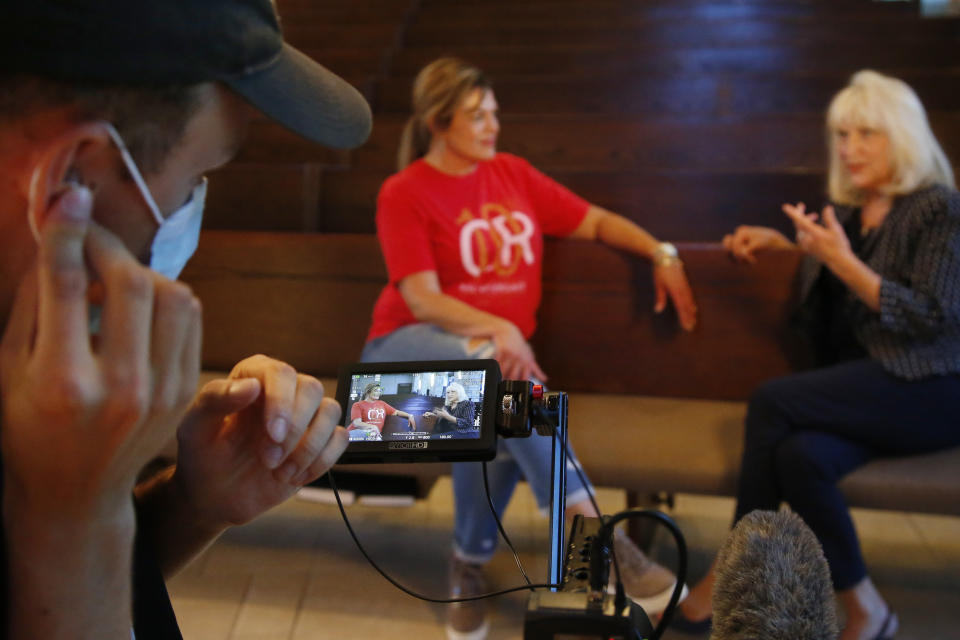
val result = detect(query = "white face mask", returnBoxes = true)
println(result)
[103,124,207,280]
[28,123,206,281]
[144,178,206,280]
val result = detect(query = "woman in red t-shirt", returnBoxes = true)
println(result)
[348,383,416,441]
[360,57,697,639]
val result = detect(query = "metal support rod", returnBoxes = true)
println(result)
[546,394,568,588]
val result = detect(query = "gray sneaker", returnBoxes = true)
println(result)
[608,528,688,616]
[446,556,490,640]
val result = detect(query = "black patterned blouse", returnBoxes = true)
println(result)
[796,184,960,380]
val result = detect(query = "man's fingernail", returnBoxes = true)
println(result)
[268,418,288,443]
[226,378,256,398]
[58,185,93,222]
[263,445,284,469]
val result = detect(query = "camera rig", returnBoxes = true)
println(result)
[331,363,684,640]
[496,381,684,640]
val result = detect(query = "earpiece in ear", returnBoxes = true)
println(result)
[63,165,85,187]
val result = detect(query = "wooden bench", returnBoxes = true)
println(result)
[179,231,960,520]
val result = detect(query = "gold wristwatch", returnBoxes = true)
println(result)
[652,242,681,267]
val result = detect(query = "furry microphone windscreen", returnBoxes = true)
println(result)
[710,510,839,640]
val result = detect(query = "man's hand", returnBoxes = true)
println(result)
[0,184,201,638]
[1,185,201,518]
[653,263,698,331]
[171,355,348,530]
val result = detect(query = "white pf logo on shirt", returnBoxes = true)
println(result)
[459,204,535,277]
[366,408,386,421]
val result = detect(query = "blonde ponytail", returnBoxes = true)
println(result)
[397,115,432,171]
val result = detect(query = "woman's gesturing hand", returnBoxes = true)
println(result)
[782,203,852,268]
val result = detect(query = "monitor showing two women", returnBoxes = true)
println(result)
[346,369,485,442]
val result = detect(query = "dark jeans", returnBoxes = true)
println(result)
[734,358,960,589]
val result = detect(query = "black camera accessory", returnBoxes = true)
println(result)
[524,515,654,640]
[496,380,567,438]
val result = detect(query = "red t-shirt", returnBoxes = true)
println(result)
[367,153,590,341]
[349,400,397,433]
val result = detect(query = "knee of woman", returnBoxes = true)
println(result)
[744,380,791,435]
[774,434,835,492]
[776,435,815,472]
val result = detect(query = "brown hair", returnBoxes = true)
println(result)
[0,75,207,175]
[396,57,491,171]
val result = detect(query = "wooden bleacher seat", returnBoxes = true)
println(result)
[180,231,960,518]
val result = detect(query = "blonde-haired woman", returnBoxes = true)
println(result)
[424,382,476,438]
[678,70,960,640]
[360,57,696,639]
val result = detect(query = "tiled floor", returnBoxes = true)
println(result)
[168,478,960,639]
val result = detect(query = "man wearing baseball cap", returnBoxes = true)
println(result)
[0,1,371,637]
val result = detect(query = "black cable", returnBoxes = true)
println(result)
[482,461,534,587]
[593,509,689,640]
[326,469,559,604]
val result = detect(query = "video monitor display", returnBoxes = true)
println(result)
[336,360,501,463]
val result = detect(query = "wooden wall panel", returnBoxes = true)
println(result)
[352,114,831,171]
[389,42,960,77]
[205,164,322,231]
[313,168,826,239]
[403,17,957,48]
[180,232,386,375]
[376,71,960,116]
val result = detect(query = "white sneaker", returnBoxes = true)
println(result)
[607,528,688,616]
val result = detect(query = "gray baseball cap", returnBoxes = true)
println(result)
[1,0,372,149]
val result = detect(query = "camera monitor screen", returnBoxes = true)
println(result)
[335,359,501,463]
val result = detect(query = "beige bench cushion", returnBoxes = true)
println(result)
[566,393,745,496]
[190,372,960,516]
[568,392,960,517]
